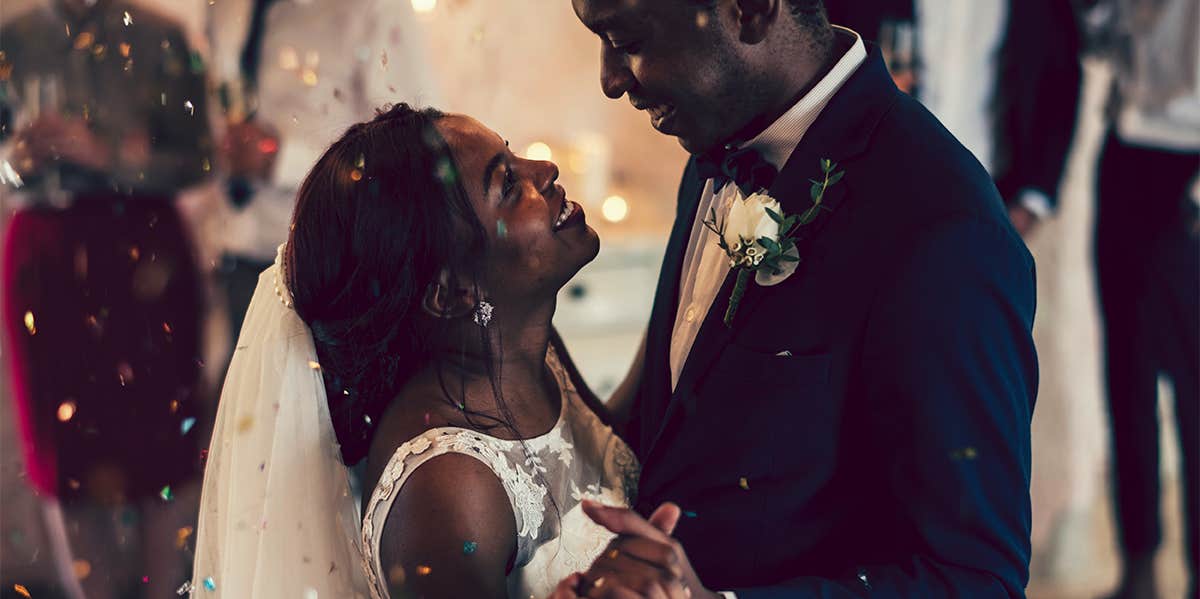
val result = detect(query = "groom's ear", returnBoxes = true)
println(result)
[421,269,482,320]
[732,0,780,44]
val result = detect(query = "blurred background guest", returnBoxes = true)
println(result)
[825,0,1084,237]
[0,0,213,596]
[207,0,439,366]
[1085,0,1199,597]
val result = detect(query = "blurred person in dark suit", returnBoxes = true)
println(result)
[1086,1,1199,597]
[0,0,212,596]
[825,0,1084,237]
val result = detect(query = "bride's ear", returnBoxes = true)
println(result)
[421,269,483,320]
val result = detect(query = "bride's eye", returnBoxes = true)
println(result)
[501,166,517,200]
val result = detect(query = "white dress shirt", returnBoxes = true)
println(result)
[209,0,440,261]
[669,28,867,392]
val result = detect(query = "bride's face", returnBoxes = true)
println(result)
[435,115,600,304]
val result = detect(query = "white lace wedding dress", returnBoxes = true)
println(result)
[360,345,640,598]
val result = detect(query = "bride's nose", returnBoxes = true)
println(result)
[534,160,560,196]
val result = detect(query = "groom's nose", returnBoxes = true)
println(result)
[600,44,635,99]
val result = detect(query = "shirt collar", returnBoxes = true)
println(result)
[743,26,867,171]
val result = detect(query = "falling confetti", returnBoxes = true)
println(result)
[57,401,77,422]
[236,415,254,432]
[683,510,698,518]
[120,43,131,57]
[180,417,196,435]
[13,584,31,598]
[123,11,133,26]
[160,485,173,501]
[184,101,194,115]
[496,219,508,238]
[73,559,92,580]
[463,541,478,554]
[176,581,193,595]
[738,477,750,490]
[308,360,322,370]
[23,311,35,335]
[856,567,872,590]
[356,153,366,168]
[416,565,432,576]
[162,322,173,334]
[142,576,150,584]
[203,577,216,591]
[387,565,406,586]
[303,589,318,599]
[350,169,363,182]
[176,526,194,549]
[950,447,979,461]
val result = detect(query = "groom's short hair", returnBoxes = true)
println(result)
[690,0,827,33]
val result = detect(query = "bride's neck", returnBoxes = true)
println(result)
[436,306,555,388]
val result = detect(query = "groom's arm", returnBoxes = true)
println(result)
[735,216,1038,598]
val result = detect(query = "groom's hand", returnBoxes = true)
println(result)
[580,500,719,599]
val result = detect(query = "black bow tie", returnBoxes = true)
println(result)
[694,145,778,196]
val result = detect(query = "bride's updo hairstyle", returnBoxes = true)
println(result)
[284,104,490,465]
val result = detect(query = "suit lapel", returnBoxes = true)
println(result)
[643,46,899,463]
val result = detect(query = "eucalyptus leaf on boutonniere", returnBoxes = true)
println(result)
[704,158,845,327]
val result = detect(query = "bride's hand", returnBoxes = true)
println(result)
[578,501,708,599]
[548,573,586,598]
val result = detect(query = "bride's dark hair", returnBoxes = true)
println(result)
[285,103,497,464]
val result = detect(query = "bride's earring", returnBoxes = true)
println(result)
[473,300,494,328]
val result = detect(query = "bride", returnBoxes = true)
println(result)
[191,104,682,598]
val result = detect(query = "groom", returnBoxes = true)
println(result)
[569,0,1037,596]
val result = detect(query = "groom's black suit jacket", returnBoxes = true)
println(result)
[627,47,1038,597]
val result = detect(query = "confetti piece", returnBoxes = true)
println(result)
[162,321,173,334]
[67,479,81,490]
[496,219,508,238]
[23,311,35,335]
[387,565,406,586]
[169,400,180,414]
[463,541,478,554]
[184,101,194,115]
[738,477,750,490]
[301,68,318,87]
[350,169,363,182]
[13,584,30,598]
[236,416,254,432]
[683,510,698,518]
[181,417,196,435]
[176,526,193,549]
[203,576,216,591]
[380,50,389,68]
[303,589,318,599]
[258,138,278,154]
[356,153,366,168]
[202,158,211,172]
[416,565,432,576]
[950,447,979,461]
[57,401,76,422]
[176,581,193,595]
[308,361,322,370]
[142,576,149,584]
[160,486,173,501]
[123,11,133,26]
[119,43,131,57]
[130,246,140,260]
[73,560,91,579]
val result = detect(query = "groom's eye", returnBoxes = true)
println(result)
[501,165,517,201]
[612,41,643,56]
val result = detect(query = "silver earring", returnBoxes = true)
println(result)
[473,300,494,327]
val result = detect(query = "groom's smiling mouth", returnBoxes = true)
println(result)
[635,102,677,133]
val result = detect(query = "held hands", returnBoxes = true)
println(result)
[548,501,719,599]
[11,113,113,175]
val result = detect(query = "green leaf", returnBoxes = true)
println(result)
[759,237,781,254]
[828,170,845,186]
[810,182,824,201]
[820,158,832,172]
[764,207,784,224]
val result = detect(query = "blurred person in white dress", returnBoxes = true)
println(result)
[207,0,439,352]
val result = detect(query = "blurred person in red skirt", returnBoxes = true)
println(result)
[0,0,213,597]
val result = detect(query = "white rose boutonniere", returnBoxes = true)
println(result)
[704,159,845,326]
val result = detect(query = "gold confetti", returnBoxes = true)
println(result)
[13,584,31,598]
[73,32,94,50]
[236,415,254,432]
[202,158,211,172]
[169,399,180,414]
[129,246,140,260]
[23,311,35,335]
[301,68,318,87]
[123,11,133,26]
[308,361,322,370]
[415,565,431,576]
[73,559,92,580]
[119,43,131,57]
[738,477,750,490]
[176,526,194,549]
[387,565,406,586]
[350,169,363,182]
[57,401,76,422]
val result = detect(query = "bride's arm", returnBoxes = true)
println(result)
[378,454,518,598]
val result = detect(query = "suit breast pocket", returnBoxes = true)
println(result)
[690,343,837,476]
